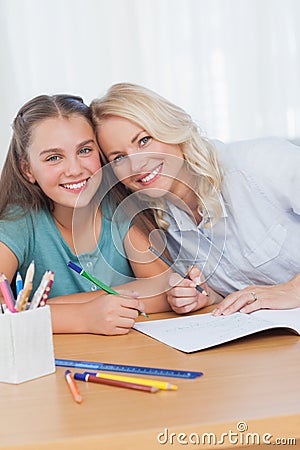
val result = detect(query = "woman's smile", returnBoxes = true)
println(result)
[136,163,163,185]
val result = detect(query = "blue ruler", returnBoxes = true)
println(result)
[55,359,203,379]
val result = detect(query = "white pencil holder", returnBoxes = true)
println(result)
[0,305,55,384]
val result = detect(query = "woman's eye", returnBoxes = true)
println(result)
[139,136,151,147]
[112,154,126,164]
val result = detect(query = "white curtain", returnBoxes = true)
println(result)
[1,0,300,169]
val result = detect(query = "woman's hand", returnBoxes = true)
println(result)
[213,274,300,316]
[166,266,213,314]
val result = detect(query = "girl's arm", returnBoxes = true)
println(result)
[48,291,143,334]
[0,242,144,335]
[0,242,19,287]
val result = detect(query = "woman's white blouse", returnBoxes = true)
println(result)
[165,138,300,297]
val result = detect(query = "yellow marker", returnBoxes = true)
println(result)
[95,372,178,391]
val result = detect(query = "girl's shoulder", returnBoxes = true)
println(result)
[0,207,51,232]
[1,205,45,221]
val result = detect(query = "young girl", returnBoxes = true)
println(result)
[91,82,300,315]
[0,94,170,335]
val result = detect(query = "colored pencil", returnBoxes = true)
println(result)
[149,246,208,296]
[16,282,32,311]
[65,370,82,404]
[38,271,54,306]
[85,371,178,390]
[67,261,117,294]
[74,372,159,393]
[16,261,35,311]
[29,271,50,309]
[67,261,149,318]
[24,261,35,287]
[0,273,17,313]
[15,272,23,296]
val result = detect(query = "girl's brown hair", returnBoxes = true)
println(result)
[0,94,93,219]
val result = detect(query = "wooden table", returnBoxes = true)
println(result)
[1,309,300,449]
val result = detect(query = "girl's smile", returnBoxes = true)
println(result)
[60,177,89,192]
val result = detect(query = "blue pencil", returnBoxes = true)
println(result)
[16,272,23,297]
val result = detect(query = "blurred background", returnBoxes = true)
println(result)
[1,0,300,170]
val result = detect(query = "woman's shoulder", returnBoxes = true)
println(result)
[212,138,300,212]
[213,137,300,175]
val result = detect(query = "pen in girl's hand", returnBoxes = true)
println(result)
[67,261,149,318]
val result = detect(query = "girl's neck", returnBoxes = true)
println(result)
[53,203,102,254]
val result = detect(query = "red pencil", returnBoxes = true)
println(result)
[38,271,54,307]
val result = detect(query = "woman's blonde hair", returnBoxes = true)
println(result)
[91,83,223,229]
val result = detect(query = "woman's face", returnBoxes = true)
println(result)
[97,116,186,199]
[24,115,102,210]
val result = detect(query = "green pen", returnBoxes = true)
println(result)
[67,261,149,318]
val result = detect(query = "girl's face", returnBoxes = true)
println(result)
[97,116,186,199]
[24,115,102,210]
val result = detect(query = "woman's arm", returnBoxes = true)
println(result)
[123,225,172,313]
[212,274,300,316]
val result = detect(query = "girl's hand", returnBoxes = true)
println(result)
[166,266,211,314]
[83,290,145,335]
[213,275,300,316]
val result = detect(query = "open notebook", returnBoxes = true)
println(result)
[133,308,300,353]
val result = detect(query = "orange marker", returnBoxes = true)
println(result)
[65,370,82,404]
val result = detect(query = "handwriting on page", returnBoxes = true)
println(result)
[164,314,268,339]
[134,313,278,352]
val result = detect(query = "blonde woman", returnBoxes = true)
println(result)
[91,83,300,315]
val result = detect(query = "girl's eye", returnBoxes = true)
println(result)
[139,136,151,147]
[46,155,60,162]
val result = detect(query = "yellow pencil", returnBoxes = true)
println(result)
[93,372,178,390]
[24,260,35,286]
[16,282,32,311]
